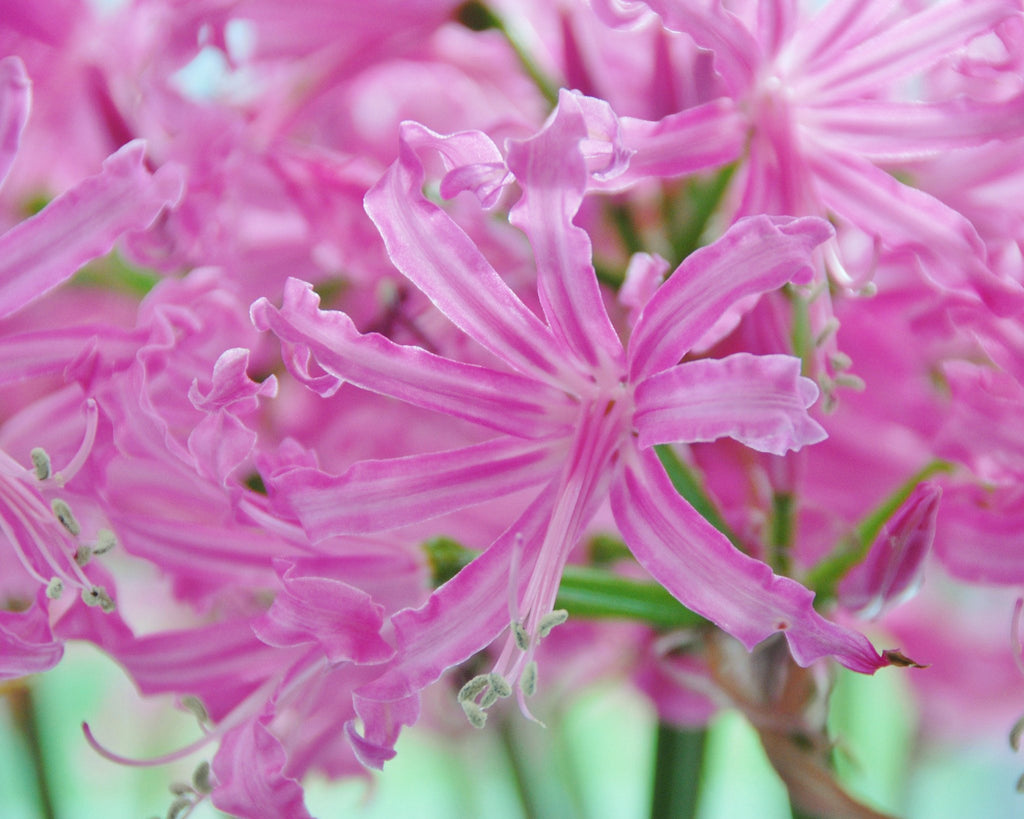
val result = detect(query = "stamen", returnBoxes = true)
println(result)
[52,399,98,486]
[75,545,93,567]
[458,675,490,703]
[520,661,538,697]
[487,672,512,699]
[82,585,115,613]
[30,448,51,481]
[537,609,568,639]
[93,529,117,556]
[192,760,213,794]
[166,795,193,819]
[181,695,210,727]
[828,351,853,372]
[45,577,64,600]
[51,498,81,536]
[460,699,487,729]
[511,620,531,651]
[1010,715,1024,752]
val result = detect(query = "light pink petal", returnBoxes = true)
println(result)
[345,693,420,770]
[506,91,626,375]
[799,0,1020,99]
[595,99,746,190]
[252,561,393,664]
[188,348,278,412]
[0,594,62,680]
[933,483,1024,584]
[363,130,567,386]
[810,149,1024,316]
[804,98,1024,159]
[642,0,761,94]
[212,717,313,819]
[0,56,30,189]
[278,436,566,539]
[628,215,831,382]
[0,326,140,385]
[399,122,512,207]
[251,278,574,438]
[611,446,888,673]
[357,485,554,703]
[0,140,184,319]
[779,0,902,78]
[839,482,941,619]
[634,353,826,454]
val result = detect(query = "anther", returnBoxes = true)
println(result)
[520,661,538,697]
[461,699,487,729]
[51,498,81,536]
[82,585,115,612]
[458,675,490,703]
[45,577,64,600]
[93,529,117,556]
[828,351,853,372]
[511,620,531,651]
[192,760,213,795]
[487,673,512,699]
[1011,715,1024,751]
[538,609,568,639]
[30,447,51,480]
[167,795,193,819]
[75,545,93,567]
[181,695,210,726]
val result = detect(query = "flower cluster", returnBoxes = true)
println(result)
[2,1,1024,816]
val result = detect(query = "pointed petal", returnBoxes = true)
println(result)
[363,126,566,385]
[506,91,626,376]
[251,278,574,438]
[0,140,184,318]
[0,56,30,189]
[628,215,831,382]
[278,436,566,539]
[611,447,888,672]
[634,353,826,454]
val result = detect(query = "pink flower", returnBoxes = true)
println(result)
[254,91,896,763]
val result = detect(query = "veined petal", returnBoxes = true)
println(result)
[798,0,1020,100]
[628,215,831,382]
[0,594,62,680]
[399,122,512,207]
[252,278,574,438]
[596,99,746,190]
[506,91,626,377]
[611,446,888,673]
[0,326,139,385]
[356,484,555,702]
[634,353,826,454]
[278,436,567,539]
[804,98,1024,160]
[810,149,1024,315]
[0,140,184,319]
[363,129,566,386]
[0,56,30,189]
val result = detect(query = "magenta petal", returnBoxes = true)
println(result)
[357,485,554,703]
[212,717,313,819]
[399,122,511,207]
[933,484,1024,584]
[506,91,625,375]
[612,447,887,672]
[252,562,393,664]
[363,130,567,385]
[280,436,566,538]
[252,278,574,437]
[628,215,832,382]
[0,56,30,189]
[634,353,826,454]
[0,140,184,318]
[0,595,63,680]
[345,693,420,770]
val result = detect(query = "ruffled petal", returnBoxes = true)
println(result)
[0,594,63,680]
[363,128,567,385]
[252,278,574,437]
[278,436,566,539]
[506,90,626,377]
[0,140,184,318]
[628,215,831,382]
[0,56,30,189]
[611,446,888,672]
[634,353,826,454]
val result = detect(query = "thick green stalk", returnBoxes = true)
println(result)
[650,724,707,819]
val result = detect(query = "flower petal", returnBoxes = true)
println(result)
[611,446,888,672]
[0,140,184,318]
[251,278,574,437]
[0,56,30,189]
[506,90,626,377]
[628,215,831,382]
[634,353,827,454]
[363,127,567,385]
[278,436,566,539]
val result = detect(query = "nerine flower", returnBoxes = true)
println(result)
[253,91,895,764]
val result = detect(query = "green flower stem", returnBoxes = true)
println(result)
[664,163,737,267]
[768,491,795,575]
[5,680,56,819]
[650,724,707,819]
[805,458,955,599]
[424,537,706,629]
